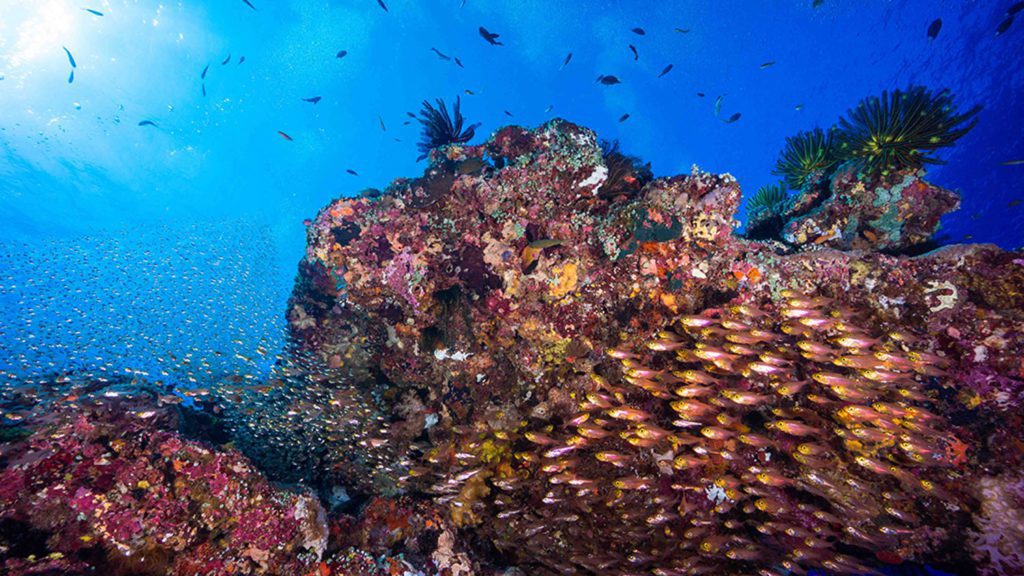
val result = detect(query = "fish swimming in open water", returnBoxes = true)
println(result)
[479,27,503,45]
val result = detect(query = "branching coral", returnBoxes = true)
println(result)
[417,96,481,162]
[772,127,838,190]
[835,86,981,176]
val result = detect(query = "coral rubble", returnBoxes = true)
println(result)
[284,118,1024,575]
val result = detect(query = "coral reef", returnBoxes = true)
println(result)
[748,86,980,251]
[0,383,486,576]
[781,163,961,252]
[283,118,1024,575]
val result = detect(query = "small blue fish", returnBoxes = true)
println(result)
[336,50,348,59]
[202,83,206,97]
[346,169,359,175]
[658,64,673,78]
[561,52,572,69]
[82,8,104,16]
[377,0,388,12]
[618,113,630,123]
[63,47,77,68]
[238,56,246,65]
[455,57,464,68]
[201,64,209,79]
[68,69,75,84]
[138,120,158,127]
[241,0,256,10]
[221,54,231,65]
[302,96,322,104]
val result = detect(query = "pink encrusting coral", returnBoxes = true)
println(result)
[283,118,1024,574]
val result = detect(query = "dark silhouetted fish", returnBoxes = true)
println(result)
[464,89,476,95]
[201,64,209,79]
[455,57,464,68]
[82,8,104,16]
[479,26,503,45]
[813,0,825,6]
[202,83,206,97]
[431,47,451,61]
[714,94,724,116]
[1002,159,1024,166]
[629,44,639,60]
[1010,2,1024,16]
[674,27,691,33]
[927,19,942,39]
[336,50,348,59]
[696,92,705,97]
[504,110,513,117]
[377,0,388,12]
[561,52,572,69]
[63,47,77,68]
[544,105,554,113]
[597,75,621,85]
[795,103,804,111]
[241,0,256,10]
[760,61,775,69]
[996,16,1014,35]
[723,112,742,123]
[68,70,75,84]
[238,56,246,64]
[222,54,231,65]
[302,96,322,104]
[379,116,386,131]
[138,120,158,127]
[406,112,417,118]
[347,169,359,175]
[631,27,645,35]
[277,131,293,141]
[658,64,673,77]
[618,113,630,122]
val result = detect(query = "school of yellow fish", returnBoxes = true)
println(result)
[413,290,958,575]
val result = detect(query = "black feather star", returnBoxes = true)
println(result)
[416,96,480,162]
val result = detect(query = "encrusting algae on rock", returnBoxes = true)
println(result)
[279,118,1024,574]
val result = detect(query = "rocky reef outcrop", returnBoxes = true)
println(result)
[0,382,487,576]
[282,118,1024,575]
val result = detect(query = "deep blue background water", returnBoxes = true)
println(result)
[1,0,1022,384]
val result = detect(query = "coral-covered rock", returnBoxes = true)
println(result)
[0,392,328,576]
[278,119,1023,575]
[782,163,960,252]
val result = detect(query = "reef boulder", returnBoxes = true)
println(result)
[781,163,960,252]
[281,119,1024,575]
